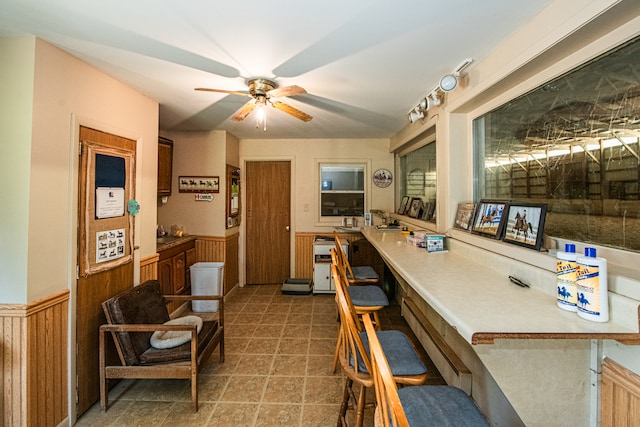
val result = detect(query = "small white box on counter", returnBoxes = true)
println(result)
[425,234,445,252]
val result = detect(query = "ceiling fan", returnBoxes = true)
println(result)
[195,78,313,125]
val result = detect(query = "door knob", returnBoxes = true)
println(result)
[285,225,290,232]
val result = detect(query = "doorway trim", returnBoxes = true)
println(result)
[238,154,296,287]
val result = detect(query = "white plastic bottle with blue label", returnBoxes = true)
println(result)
[575,247,609,322]
[556,244,577,312]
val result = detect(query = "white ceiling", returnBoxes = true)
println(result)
[0,0,552,139]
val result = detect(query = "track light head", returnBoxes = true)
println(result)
[408,107,424,123]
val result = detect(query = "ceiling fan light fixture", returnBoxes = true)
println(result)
[255,95,268,131]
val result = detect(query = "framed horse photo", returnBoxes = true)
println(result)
[502,203,547,250]
[471,200,508,239]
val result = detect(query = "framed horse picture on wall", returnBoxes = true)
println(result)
[471,200,508,239]
[502,203,547,250]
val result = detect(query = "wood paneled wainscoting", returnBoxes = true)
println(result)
[140,253,159,283]
[602,357,640,425]
[294,231,365,278]
[196,234,239,295]
[0,290,69,427]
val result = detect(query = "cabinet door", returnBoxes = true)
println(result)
[185,247,196,292]
[173,252,186,294]
[313,263,333,293]
[158,137,173,196]
[158,258,173,296]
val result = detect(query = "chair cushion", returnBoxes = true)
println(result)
[150,315,204,349]
[140,319,219,364]
[398,385,489,426]
[102,280,170,365]
[349,265,379,280]
[348,285,389,307]
[356,330,427,376]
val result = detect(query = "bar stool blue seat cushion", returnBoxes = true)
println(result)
[356,330,427,376]
[349,265,379,280]
[398,385,489,426]
[348,285,389,307]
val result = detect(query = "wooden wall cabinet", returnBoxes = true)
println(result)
[158,136,173,196]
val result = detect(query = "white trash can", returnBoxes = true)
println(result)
[190,262,224,312]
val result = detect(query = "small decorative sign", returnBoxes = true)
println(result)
[195,193,213,202]
[373,168,393,188]
[179,176,219,193]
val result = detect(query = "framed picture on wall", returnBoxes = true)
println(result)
[471,200,508,239]
[398,196,410,215]
[502,203,547,250]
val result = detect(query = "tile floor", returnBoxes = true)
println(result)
[76,283,443,426]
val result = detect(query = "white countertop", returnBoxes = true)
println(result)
[361,227,640,345]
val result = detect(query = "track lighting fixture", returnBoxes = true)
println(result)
[405,58,473,123]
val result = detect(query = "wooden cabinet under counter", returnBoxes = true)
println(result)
[157,236,196,298]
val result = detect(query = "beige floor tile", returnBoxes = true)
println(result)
[255,403,302,426]
[304,376,345,404]
[160,401,215,426]
[281,323,311,338]
[245,337,280,354]
[307,355,340,377]
[278,338,310,355]
[234,354,275,375]
[110,400,174,427]
[308,338,337,355]
[208,402,259,427]
[197,374,230,402]
[270,354,308,376]
[262,376,305,403]
[221,375,267,402]
[253,323,285,338]
[301,404,342,427]
[259,312,288,324]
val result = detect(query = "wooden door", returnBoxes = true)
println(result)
[245,161,291,284]
[76,126,136,416]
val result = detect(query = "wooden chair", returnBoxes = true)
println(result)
[333,231,380,285]
[99,279,224,412]
[330,248,389,373]
[332,264,427,427]
[362,313,489,427]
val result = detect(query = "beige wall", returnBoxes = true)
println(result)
[0,37,159,303]
[0,37,35,303]
[158,130,239,237]
[240,138,395,231]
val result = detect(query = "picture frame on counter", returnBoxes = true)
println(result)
[454,202,476,230]
[398,196,410,215]
[471,199,508,239]
[408,197,423,218]
[502,203,547,250]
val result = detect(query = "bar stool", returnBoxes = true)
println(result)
[332,264,427,427]
[333,231,379,285]
[330,248,389,373]
[362,313,489,427]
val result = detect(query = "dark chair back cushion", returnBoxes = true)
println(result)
[102,280,170,365]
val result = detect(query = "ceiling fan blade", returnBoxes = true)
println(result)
[272,101,313,122]
[231,101,257,121]
[195,87,251,97]
[268,85,307,98]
